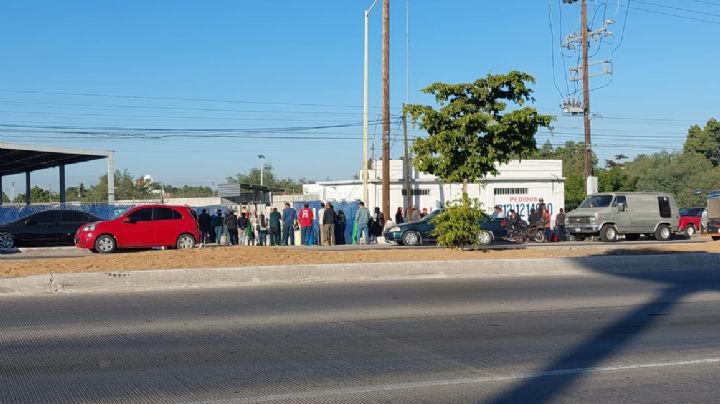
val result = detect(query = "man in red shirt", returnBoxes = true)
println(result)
[298,203,315,245]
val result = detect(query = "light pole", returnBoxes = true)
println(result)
[257,154,265,186]
[363,0,378,204]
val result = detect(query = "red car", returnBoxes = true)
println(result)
[678,207,703,238]
[75,204,200,253]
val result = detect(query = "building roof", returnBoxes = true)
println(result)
[0,142,112,177]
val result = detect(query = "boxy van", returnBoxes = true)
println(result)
[566,192,679,242]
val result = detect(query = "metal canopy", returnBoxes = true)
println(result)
[0,142,111,177]
[218,183,285,205]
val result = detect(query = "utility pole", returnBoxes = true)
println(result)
[381,0,390,218]
[403,105,412,219]
[563,0,613,195]
[362,0,378,205]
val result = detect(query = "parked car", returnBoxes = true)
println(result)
[75,204,200,253]
[678,207,704,237]
[0,209,102,248]
[383,210,507,246]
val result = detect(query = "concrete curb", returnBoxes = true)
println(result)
[1,252,719,296]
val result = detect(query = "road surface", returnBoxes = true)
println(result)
[1,266,719,403]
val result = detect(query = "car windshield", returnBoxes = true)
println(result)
[578,195,613,208]
[419,210,440,222]
[680,207,703,216]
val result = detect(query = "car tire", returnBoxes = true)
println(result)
[176,233,196,249]
[654,224,671,241]
[599,225,618,242]
[477,230,493,245]
[401,230,421,246]
[94,235,116,254]
[0,232,14,249]
[530,229,545,243]
[684,224,696,238]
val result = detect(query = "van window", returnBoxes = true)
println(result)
[612,195,628,208]
[658,197,672,218]
[579,195,613,208]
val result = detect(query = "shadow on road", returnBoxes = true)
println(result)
[489,248,720,404]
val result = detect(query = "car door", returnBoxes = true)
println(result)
[17,211,60,245]
[611,195,632,233]
[153,207,182,246]
[113,207,156,247]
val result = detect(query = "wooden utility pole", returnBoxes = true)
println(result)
[381,0,390,219]
[580,0,592,188]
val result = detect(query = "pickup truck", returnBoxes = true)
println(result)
[678,207,703,237]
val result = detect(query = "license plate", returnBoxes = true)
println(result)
[575,228,581,232]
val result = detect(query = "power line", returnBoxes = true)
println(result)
[631,0,720,18]
[547,0,567,98]
[599,1,720,25]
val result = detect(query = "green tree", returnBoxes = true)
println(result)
[529,140,594,209]
[84,169,152,202]
[227,164,309,194]
[13,186,59,203]
[1,192,9,203]
[683,118,720,166]
[405,71,554,191]
[430,194,487,248]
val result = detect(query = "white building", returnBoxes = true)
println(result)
[303,159,565,220]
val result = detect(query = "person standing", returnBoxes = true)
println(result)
[298,202,314,245]
[225,209,239,246]
[269,207,281,246]
[355,201,371,244]
[555,208,566,242]
[257,214,268,246]
[322,203,336,246]
[317,202,326,246]
[411,206,421,222]
[540,206,552,242]
[395,207,404,225]
[237,212,248,246]
[212,209,224,245]
[198,209,212,246]
[282,202,297,246]
[370,207,385,243]
[335,209,347,245]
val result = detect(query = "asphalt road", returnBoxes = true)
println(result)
[1,267,719,403]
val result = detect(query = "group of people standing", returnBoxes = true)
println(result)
[494,198,567,242]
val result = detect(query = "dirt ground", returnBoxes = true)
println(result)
[2,240,719,279]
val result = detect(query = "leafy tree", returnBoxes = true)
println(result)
[405,71,553,248]
[13,186,59,203]
[431,194,488,249]
[84,169,152,202]
[683,118,720,166]
[160,184,213,198]
[529,140,594,209]
[227,163,309,194]
[405,71,554,192]
[1,192,9,203]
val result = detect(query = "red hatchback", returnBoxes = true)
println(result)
[75,204,201,253]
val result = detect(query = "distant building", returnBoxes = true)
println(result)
[302,159,565,220]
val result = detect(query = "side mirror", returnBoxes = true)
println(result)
[123,217,135,224]
[617,202,625,212]
[24,219,36,226]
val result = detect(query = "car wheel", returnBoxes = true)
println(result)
[654,224,671,241]
[401,230,421,246]
[624,234,640,241]
[477,230,493,245]
[684,224,696,238]
[530,229,545,243]
[176,233,196,249]
[600,225,618,242]
[94,235,116,254]
[0,232,14,249]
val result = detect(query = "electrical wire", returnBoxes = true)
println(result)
[547,0,567,98]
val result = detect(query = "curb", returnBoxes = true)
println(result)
[1,252,719,295]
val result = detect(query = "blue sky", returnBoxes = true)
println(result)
[1,0,719,196]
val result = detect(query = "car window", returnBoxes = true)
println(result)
[59,210,91,223]
[612,195,627,208]
[154,207,182,220]
[128,208,153,222]
[658,197,672,218]
[28,211,59,225]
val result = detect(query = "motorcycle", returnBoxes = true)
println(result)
[506,220,545,243]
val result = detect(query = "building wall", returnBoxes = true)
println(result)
[302,159,565,221]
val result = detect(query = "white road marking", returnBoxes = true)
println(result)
[209,358,720,403]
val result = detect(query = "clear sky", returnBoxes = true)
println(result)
[1,0,718,196]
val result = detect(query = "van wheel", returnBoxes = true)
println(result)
[402,231,421,246]
[655,225,671,241]
[684,224,696,238]
[176,234,196,249]
[600,225,618,242]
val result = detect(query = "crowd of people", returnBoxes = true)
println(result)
[195,201,390,247]
[492,198,566,242]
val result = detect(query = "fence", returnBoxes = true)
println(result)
[0,204,135,225]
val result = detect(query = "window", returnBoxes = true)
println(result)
[494,188,528,195]
[612,195,628,208]
[59,211,90,223]
[401,189,430,196]
[658,197,672,218]
[128,208,153,222]
[28,211,58,225]
[154,207,181,220]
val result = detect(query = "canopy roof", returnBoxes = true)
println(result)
[0,142,112,177]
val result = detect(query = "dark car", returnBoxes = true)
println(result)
[383,210,507,246]
[0,209,103,248]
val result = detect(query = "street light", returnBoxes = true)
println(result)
[363,0,379,204]
[257,154,265,186]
